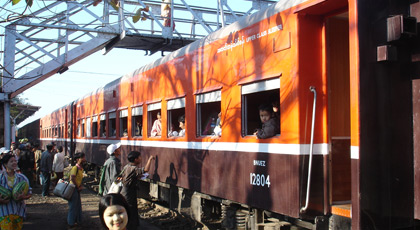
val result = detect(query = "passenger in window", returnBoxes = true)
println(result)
[123,129,128,137]
[253,104,280,139]
[212,112,222,138]
[151,112,162,137]
[135,121,142,136]
[202,114,217,135]
[178,115,185,137]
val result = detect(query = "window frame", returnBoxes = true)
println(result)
[86,117,91,138]
[195,90,221,137]
[131,106,143,138]
[108,111,117,137]
[241,78,280,137]
[92,115,98,137]
[119,109,128,137]
[167,97,186,138]
[147,102,162,137]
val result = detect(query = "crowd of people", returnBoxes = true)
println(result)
[0,139,155,230]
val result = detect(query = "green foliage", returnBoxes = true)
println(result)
[10,96,30,124]
[11,0,32,7]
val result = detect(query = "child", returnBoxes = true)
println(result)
[99,193,130,230]
[254,104,280,139]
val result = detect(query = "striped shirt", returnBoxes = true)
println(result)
[0,172,31,218]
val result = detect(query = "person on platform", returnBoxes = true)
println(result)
[33,143,42,186]
[121,151,154,230]
[17,143,34,187]
[99,193,130,230]
[99,143,122,196]
[67,152,86,229]
[52,146,66,183]
[40,143,54,197]
[0,153,32,230]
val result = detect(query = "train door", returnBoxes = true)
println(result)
[326,13,351,220]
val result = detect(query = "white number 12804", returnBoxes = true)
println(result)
[250,173,271,188]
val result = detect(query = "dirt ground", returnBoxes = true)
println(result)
[22,173,163,230]
[23,183,102,230]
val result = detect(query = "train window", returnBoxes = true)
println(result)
[241,78,280,137]
[167,98,185,137]
[196,90,221,137]
[58,125,61,138]
[147,102,161,137]
[119,109,128,137]
[67,122,71,137]
[108,112,116,137]
[77,120,81,137]
[81,119,85,137]
[86,117,91,138]
[99,114,106,137]
[92,116,98,137]
[131,106,143,137]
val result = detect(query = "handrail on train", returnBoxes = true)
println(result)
[300,86,317,213]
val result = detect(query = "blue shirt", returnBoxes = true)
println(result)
[0,172,32,218]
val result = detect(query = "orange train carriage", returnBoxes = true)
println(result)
[27,0,420,229]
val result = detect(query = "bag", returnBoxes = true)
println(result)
[53,166,79,200]
[98,164,107,196]
[53,179,75,200]
[105,165,127,195]
[107,178,123,194]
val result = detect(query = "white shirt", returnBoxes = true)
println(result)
[52,151,65,173]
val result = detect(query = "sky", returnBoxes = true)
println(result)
[17,49,162,127]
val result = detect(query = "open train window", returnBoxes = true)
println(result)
[99,114,106,137]
[241,78,280,137]
[119,109,128,137]
[81,119,85,137]
[147,102,161,137]
[92,116,98,137]
[196,90,221,137]
[167,97,185,137]
[131,106,143,137]
[108,112,116,137]
[86,117,91,138]
[68,122,71,137]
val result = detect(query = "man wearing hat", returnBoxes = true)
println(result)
[99,142,122,195]
[40,143,55,196]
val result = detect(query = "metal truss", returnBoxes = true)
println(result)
[1,0,277,98]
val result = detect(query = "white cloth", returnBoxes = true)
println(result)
[52,152,65,173]
[179,129,185,137]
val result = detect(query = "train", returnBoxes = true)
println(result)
[17,0,420,229]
